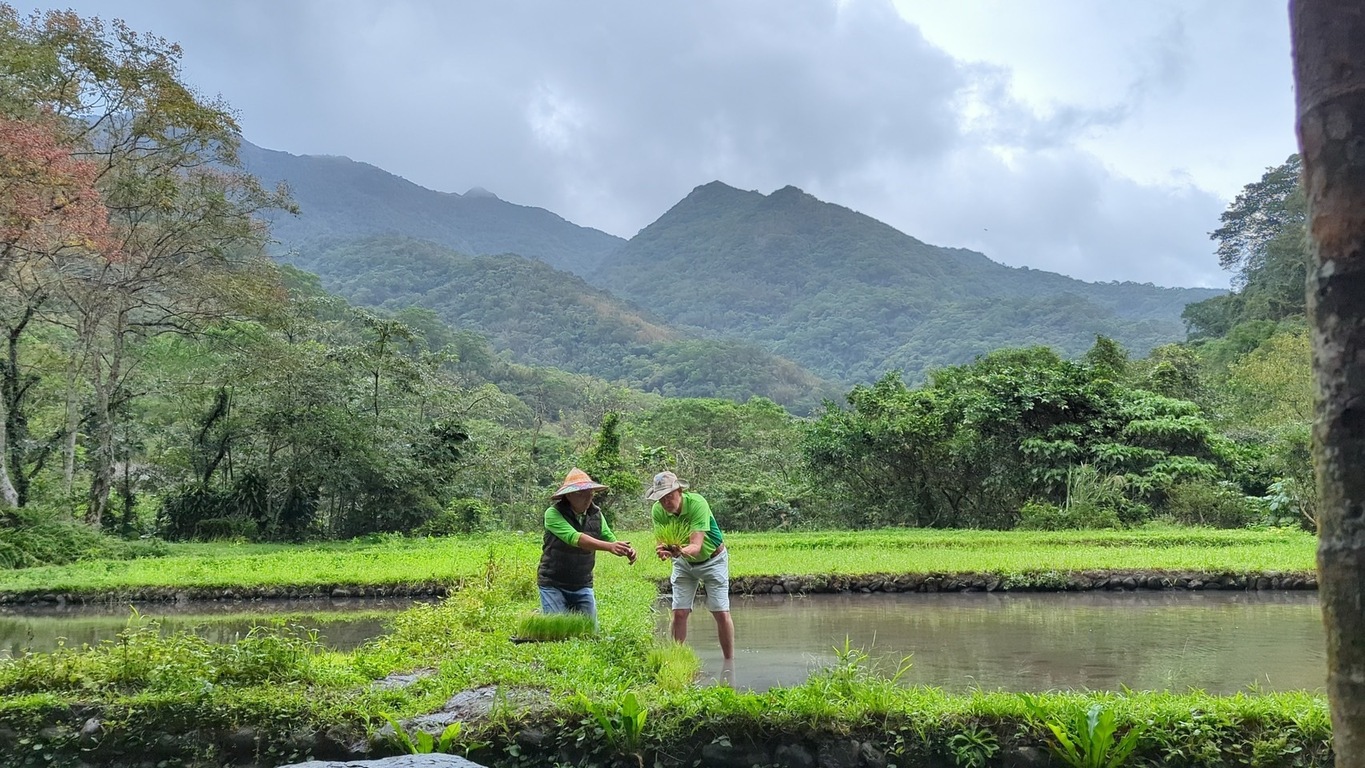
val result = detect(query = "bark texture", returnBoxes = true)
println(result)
[1293,1,1365,764]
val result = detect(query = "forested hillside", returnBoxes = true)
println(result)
[240,141,626,275]
[287,236,844,413]
[592,182,1224,382]
[239,141,1222,387]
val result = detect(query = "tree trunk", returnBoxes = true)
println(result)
[84,310,126,529]
[85,374,114,528]
[1292,1,1365,764]
[0,393,18,508]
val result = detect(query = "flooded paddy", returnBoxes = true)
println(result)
[675,590,1324,694]
[0,596,424,658]
[3,590,1324,696]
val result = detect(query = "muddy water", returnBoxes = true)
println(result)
[669,591,1324,693]
[0,597,425,658]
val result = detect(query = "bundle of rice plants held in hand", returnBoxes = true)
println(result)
[655,517,693,549]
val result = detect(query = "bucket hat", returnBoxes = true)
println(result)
[645,471,688,501]
[552,468,609,498]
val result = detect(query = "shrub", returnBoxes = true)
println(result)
[416,498,495,536]
[1161,481,1257,528]
[1017,500,1121,531]
[713,485,798,531]
[0,505,167,568]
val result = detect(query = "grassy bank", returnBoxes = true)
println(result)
[0,527,1316,597]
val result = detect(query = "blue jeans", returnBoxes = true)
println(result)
[539,586,598,625]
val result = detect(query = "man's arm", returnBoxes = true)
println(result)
[677,530,706,560]
[544,508,582,547]
[547,508,634,562]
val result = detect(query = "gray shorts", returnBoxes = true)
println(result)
[670,548,730,612]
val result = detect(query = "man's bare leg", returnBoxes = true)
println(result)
[712,610,734,660]
[671,608,691,644]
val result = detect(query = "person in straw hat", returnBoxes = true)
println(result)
[648,470,733,660]
[538,468,636,624]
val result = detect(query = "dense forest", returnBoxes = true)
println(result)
[0,6,1313,567]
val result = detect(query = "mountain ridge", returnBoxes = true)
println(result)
[240,139,1223,389]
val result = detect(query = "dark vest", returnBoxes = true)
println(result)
[538,499,603,589]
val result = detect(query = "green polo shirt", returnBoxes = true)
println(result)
[544,505,618,547]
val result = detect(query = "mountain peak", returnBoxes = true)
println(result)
[464,186,499,200]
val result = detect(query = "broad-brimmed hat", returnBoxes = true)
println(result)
[552,468,609,498]
[645,471,688,501]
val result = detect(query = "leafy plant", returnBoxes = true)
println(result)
[1021,696,1144,768]
[380,714,465,755]
[579,691,648,753]
[947,725,999,768]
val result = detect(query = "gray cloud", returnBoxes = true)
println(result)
[44,0,1284,287]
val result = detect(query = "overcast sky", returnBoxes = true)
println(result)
[44,1,1296,288]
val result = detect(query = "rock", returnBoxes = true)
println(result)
[515,727,551,749]
[224,727,258,761]
[817,739,860,768]
[279,756,487,768]
[774,743,816,768]
[1002,745,1049,768]
[78,719,102,747]
[370,668,438,691]
[859,740,887,768]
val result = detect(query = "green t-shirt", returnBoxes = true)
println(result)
[544,504,617,547]
[651,491,723,563]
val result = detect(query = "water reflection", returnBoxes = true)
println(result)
[667,591,1325,694]
[0,597,424,658]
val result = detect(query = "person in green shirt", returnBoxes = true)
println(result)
[538,468,636,625]
[648,471,733,660]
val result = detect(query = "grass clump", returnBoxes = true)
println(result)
[515,612,597,642]
[647,643,700,691]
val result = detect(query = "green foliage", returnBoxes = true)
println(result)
[578,691,648,753]
[625,397,804,525]
[803,636,912,708]
[1185,156,1307,339]
[1161,481,1258,529]
[1017,499,1121,531]
[286,235,839,413]
[647,643,700,692]
[804,347,1238,529]
[1022,696,1145,768]
[415,498,495,537]
[946,725,999,768]
[381,714,466,756]
[0,505,166,569]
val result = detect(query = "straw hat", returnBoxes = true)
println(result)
[645,471,688,501]
[552,468,609,498]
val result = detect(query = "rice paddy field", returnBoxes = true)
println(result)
[0,527,1331,767]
